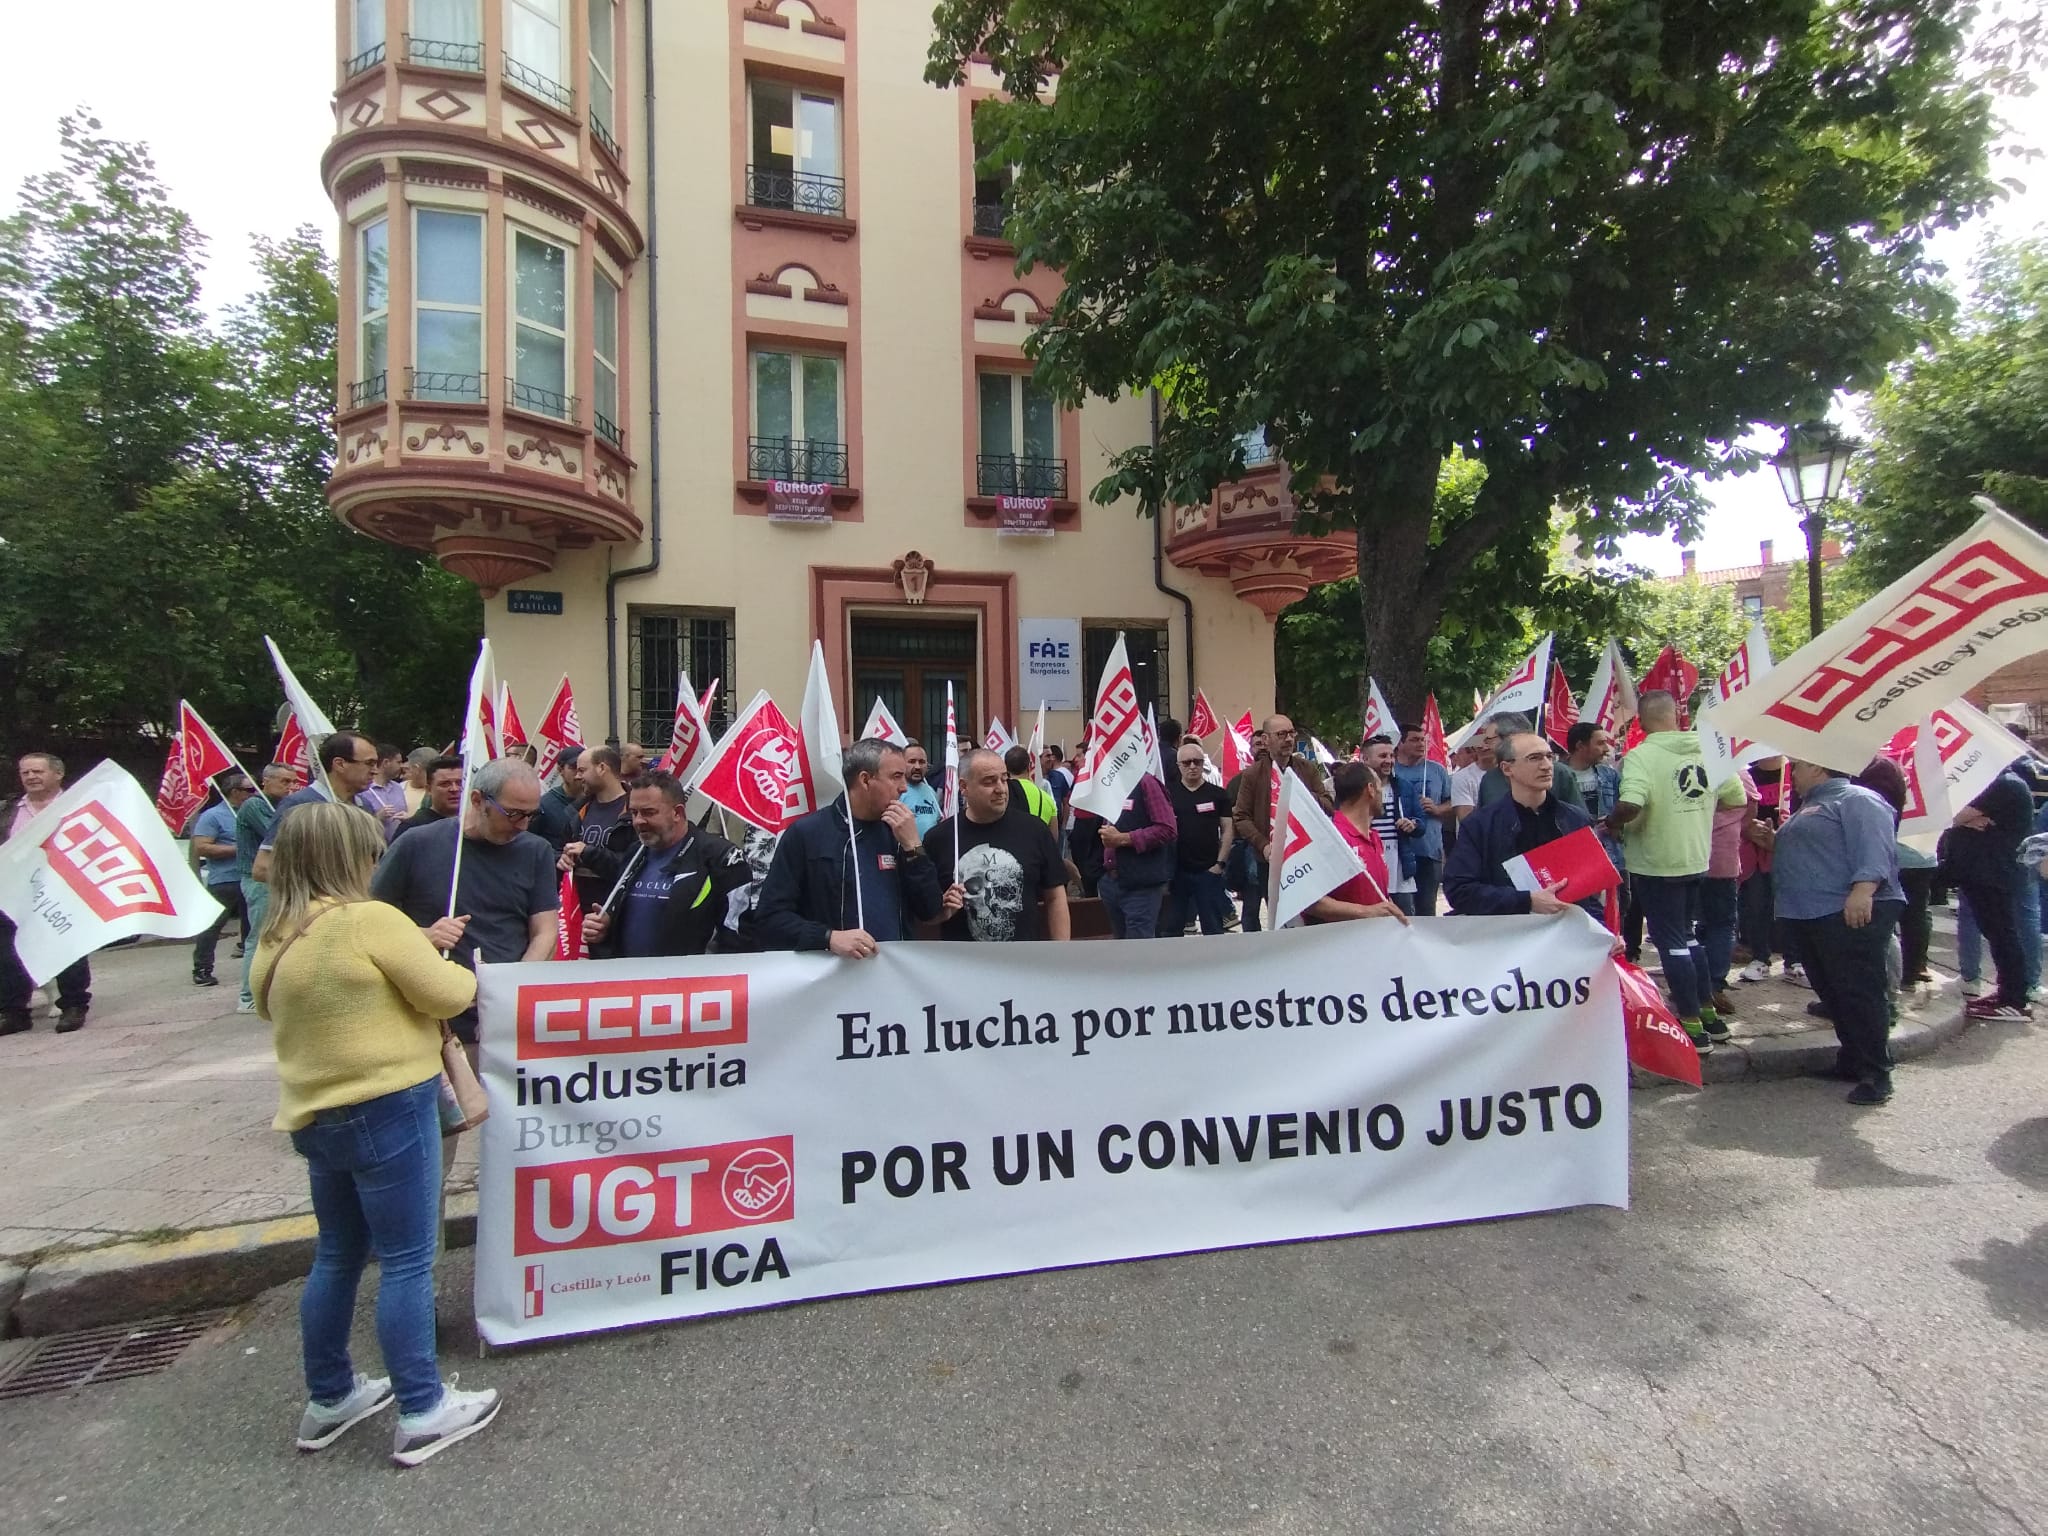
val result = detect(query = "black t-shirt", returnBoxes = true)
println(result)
[580,794,627,837]
[1168,777,1229,872]
[930,809,1065,941]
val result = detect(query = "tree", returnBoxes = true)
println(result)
[929,1,2000,721]
[1844,236,2048,587]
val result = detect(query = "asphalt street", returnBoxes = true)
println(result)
[1,1015,2043,1536]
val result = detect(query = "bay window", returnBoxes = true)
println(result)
[356,218,389,405]
[349,0,386,73]
[593,271,621,444]
[588,0,617,153]
[412,209,484,401]
[505,0,571,110]
[510,228,571,419]
[750,349,846,485]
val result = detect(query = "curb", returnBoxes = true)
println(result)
[1698,1000,1971,1084]
[6,1193,477,1338]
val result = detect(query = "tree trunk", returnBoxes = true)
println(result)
[1355,451,1446,727]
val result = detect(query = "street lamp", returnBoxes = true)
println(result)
[1772,421,1859,639]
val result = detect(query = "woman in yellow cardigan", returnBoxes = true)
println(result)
[253,801,502,1467]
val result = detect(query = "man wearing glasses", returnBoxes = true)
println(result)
[1443,731,1605,919]
[371,756,559,1048]
[250,734,382,883]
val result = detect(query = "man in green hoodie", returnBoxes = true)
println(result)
[1612,689,1748,1053]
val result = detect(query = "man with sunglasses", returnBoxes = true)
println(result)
[371,756,559,1048]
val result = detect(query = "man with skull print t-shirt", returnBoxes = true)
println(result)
[929,749,1070,942]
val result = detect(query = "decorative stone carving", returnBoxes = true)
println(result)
[405,423,486,455]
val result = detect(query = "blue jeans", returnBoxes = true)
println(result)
[1696,877,1739,995]
[1226,842,1264,932]
[1397,856,1443,918]
[1631,873,1712,1021]
[1098,872,1166,939]
[239,878,270,1008]
[289,1076,445,1415]
[1958,883,2043,992]
[1162,868,1231,936]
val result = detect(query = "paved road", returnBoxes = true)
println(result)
[1,1009,2042,1534]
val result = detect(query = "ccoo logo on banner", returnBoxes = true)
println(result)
[473,915,1628,1346]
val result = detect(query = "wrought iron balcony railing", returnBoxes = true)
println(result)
[972,201,1008,239]
[748,436,850,487]
[744,165,847,219]
[510,381,578,422]
[406,367,486,404]
[977,454,1067,499]
[503,54,573,113]
[404,34,482,71]
[594,409,621,448]
[590,112,620,160]
[344,41,386,78]
[348,372,388,409]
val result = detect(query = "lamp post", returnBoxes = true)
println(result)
[1771,422,1858,639]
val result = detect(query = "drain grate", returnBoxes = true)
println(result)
[0,1310,233,1401]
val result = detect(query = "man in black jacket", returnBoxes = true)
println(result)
[755,738,945,956]
[576,772,751,959]
[1444,731,1603,919]
[1947,765,2036,1020]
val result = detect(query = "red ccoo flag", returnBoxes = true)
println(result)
[497,684,528,749]
[1617,961,1704,1088]
[154,736,207,835]
[273,713,311,788]
[177,702,236,791]
[534,675,583,780]
[1637,645,1700,727]
[1421,694,1450,768]
[1545,663,1579,747]
[554,868,585,960]
[1188,689,1219,740]
[690,690,806,833]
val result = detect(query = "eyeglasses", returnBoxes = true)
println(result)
[1516,752,1556,765]
[482,792,535,824]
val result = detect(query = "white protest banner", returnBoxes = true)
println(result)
[1696,621,1775,788]
[264,637,339,799]
[0,762,222,985]
[1900,700,2028,851]
[860,698,909,747]
[1704,501,2048,768]
[1069,633,1151,820]
[473,915,1626,1345]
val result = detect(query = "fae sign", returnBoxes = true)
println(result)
[1018,618,1082,711]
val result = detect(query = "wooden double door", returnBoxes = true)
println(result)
[850,616,978,748]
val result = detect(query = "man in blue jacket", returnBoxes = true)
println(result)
[756,738,946,956]
[1444,730,1603,919]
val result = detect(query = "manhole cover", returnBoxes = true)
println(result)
[0,1310,233,1401]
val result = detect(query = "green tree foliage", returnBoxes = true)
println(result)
[1845,236,2048,586]
[929,0,2000,721]
[0,115,478,763]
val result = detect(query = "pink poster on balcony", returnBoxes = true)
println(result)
[767,480,833,524]
[997,495,1054,537]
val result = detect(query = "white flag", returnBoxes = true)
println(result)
[860,698,909,747]
[0,762,222,984]
[1069,633,1152,820]
[1307,735,1337,766]
[942,683,961,819]
[1476,635,1554,720]
[660,669,715,785]
[459,639,498,769]
[1901,699,2030,850]
[1583,639,1639,736]
[1704,501,2048,770]
[1695,621,1776,788]
[1361,677,1399,742]
[1266,768,1373,929]
[799,639,845,811]
[985,716,1017,753]
[1026,702,1047,782]
[1141,706,1165,780]
[264,636,340,800]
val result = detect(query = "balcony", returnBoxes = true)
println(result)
[745,166,847,219]
[748,436,849,487]
[344,41,385,78]
[404,33,481,70]
[594,408,620,448]
[407,367,487,405]
[977,454,1066,499]
[348,372,388,409]
[590,112,620,161]
[972,201,1007,240]
[510,381,578,423]
[1163,458,1356,620]
[503,54,573,114]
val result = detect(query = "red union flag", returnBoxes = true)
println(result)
[1188,689,1220,740]
[1421,694,1450,768]
[1706,503,2048,768]
[498,685,528,749]
[1638,645,1700,726]
[177,702,235,790]
[1069,634,1150,819]
[154,737,206,835]
[0,762,221,984]
[1616,961,1703,1088]
[1220,710,1256,779]
[1544,663,1579,745]
[553,869,585,961]
[534,674,584,780]
[688,690,805,833]
[274,712,311,787]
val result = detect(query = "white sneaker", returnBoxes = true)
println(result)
[1785,963,1810,987]
[1738,960,1774,983]
[296,1373,393,1451]
[391,1379,501,1467]
[235,999,256,1015]
[1961,977,1988,999]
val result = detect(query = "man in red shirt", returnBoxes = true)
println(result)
[1308,762,1408,924]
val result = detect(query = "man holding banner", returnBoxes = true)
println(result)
[1444,732,1603,920]
[0,752,89,1034]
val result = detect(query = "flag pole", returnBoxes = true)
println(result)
[182,701,275,809]
[447,753,476,920]
[846,795,865,936]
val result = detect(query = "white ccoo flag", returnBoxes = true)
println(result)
[1068,633,1152,820]
[1361,677,1399,743]
[1266,768,1376,929]
[798,639,846,813]
[264,636,340,800]
[0,762,221,984]
[1695,621,1776,788]
[1583,639,1639,736]
[860,698,909,747]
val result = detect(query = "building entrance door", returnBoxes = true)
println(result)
[849,615,979,748]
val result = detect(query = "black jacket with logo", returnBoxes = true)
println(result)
[574,820,751,958]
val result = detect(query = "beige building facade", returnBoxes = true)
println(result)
[322,0,1354,752]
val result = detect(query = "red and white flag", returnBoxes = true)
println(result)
[1544,663,1579,745]
[1141,706,1165,780]
[1188,690,1220,740]
[689,690,806,834]
[860,698,909,747]
[497,684,528,750]
[1421,694,1450,768]
[264,637,338,797]
[1897,699,2030,850]
[1478,635,1554,720]
[1267,768,1375,929]
[657,670,714,784]
[1220,710,1256,780]
[0,762,223,984]
[1638,645,1700,727]
[942,683,961,819]
[273,713,311,789]
[459,639,499,769]
[1705,503,2048,770]
[1361,677,1399,743]
[1696,621,1775,787]
[534,675,584,781]
[1583,640,1639,736]
[177,702,236,792]
[1616,961,1704,1088]
[797,640,845,816]
[553,868,585,961]
[698,677,720,724]
[1069,633,1153,820]
[1026,702,1048,781]
[985,716,1017,753]
[154,736,206,835]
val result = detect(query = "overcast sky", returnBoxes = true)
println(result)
[0,2,2039,579]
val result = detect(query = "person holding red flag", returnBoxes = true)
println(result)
[189,773,258,987]
[1444,730,1605,920]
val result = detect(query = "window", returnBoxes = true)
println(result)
[972,164,1016,240]
[505,0,571,110]
[412,209,484,400]
[977,370,1062,496]
[1741,593,1764,620]
[1084,624,1169,724]
[349,0,386,72]
[1236,425,1274,467]
[409,0,482,68]
[593,271,620,445]
[355,218,389,406]
[629,608,736,746]
[511,228,571,419]
[750,349,846,484]
[587,0,617,154]
[747,81,844,216]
